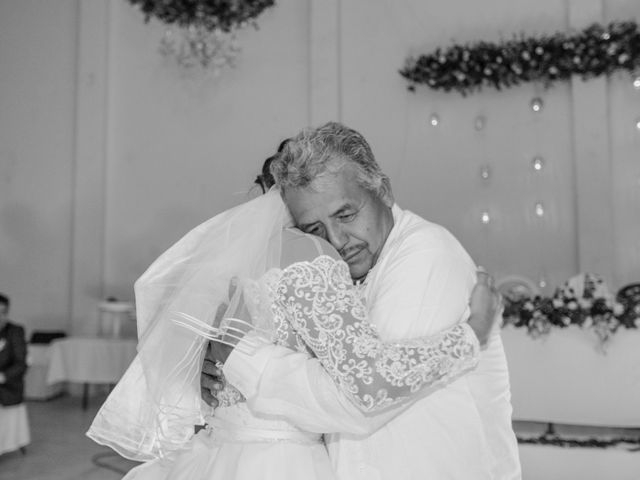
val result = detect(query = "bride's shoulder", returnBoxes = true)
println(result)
[281,228,340,266]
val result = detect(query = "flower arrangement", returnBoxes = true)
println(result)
[400,21,640,95]
[127,0,275,71]
[502,273,640,350]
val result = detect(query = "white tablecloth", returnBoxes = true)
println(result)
[0,404,30,455]
[46,337,137,385]
[502,325,640,427]
[25,344,65,400]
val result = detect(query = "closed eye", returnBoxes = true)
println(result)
[338,212,356,222]
[303,224,326,238]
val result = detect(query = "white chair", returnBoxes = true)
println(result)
[0,403,30,455]
[496,275,540,301]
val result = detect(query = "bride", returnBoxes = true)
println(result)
[87,177,500,479]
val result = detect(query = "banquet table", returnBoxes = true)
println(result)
[46,337,137,409]
[0,404,30,455]
[25,343,66,400]
[501,325,640,427]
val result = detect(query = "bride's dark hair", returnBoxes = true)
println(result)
[255,139,290,193]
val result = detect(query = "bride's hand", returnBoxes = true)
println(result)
[468,267,503,347]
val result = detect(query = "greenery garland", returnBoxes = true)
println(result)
[400,21,640,95]
[128,0,275,32]
[517,433,640,450]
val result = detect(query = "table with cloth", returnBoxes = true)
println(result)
[501,325,640,427]
[25,343,65,400]
[46,337,137,409]
[0,404,29,455]
[44,327,638,422]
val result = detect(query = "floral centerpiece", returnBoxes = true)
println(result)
[502,273,639,350]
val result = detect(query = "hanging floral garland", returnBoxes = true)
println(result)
[127,0,275,72]
[517,432,640,450]
[400,21,640,95]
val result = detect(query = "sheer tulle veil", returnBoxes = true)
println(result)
[87,189,288,461]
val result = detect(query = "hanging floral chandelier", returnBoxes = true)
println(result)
[128,0,275,73]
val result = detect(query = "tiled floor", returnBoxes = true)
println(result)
[0,394,139,480]
[1,394,639,480]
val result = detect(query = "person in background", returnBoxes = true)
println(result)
[0,293,27,408]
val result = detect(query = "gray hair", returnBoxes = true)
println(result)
[270,122,390,197]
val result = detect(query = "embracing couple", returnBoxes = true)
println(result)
[89,122,521,479]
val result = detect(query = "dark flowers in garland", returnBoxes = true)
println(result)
[502,275,639,351]
[128,0,275,33]
[127,0,276,71]
[517,433,640,450]
[400,21,640,95]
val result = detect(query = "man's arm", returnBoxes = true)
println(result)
[224,342,386,434]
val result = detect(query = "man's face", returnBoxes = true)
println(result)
[283,162,394,281]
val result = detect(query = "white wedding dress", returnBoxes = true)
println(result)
[88,192,479,480]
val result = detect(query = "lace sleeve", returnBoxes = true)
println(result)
[273,255,480,412]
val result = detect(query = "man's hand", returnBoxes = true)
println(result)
[201,342,225,408]
[468,267,503,347]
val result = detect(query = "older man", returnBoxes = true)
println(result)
[207,122,521,479]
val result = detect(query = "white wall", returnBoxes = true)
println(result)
[103,0,310,302]
[0,0,77,333]
[1,0,638,334]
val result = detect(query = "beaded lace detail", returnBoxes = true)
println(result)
[215,382,245,409]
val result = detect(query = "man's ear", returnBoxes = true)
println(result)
[380,178,394,207]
